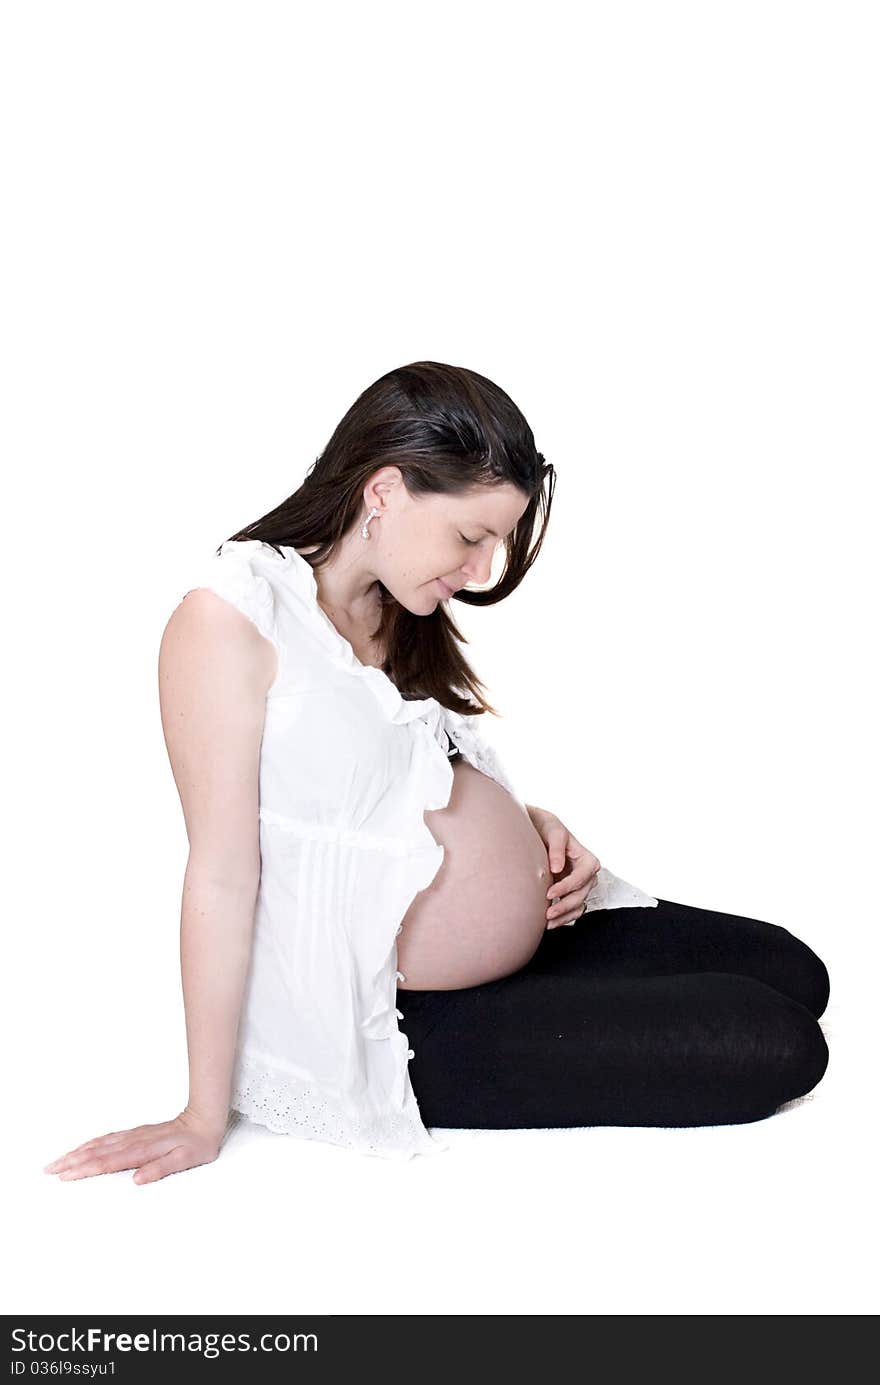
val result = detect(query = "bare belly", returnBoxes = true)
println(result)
[396,758,552,990]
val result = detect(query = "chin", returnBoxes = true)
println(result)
[385,589,436,617]
[386,578,449,615]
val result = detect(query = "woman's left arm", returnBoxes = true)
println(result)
[525,804,602,928]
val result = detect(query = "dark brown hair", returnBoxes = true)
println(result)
[222,360,555,718]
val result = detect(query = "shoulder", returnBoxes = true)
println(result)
[163,541,283,695]
[163,588,278,697]
[176,541,281,647]
[197,542,278,631]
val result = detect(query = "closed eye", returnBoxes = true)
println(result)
[459,533,481,546]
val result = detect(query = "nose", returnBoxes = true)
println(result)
[463,552,494,586]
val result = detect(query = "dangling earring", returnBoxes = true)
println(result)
[361,507,379,540]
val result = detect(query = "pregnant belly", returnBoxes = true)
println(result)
[396,758,552,990]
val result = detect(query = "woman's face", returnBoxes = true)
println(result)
[369,473,531,614]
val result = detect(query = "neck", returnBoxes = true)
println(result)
[297,536,383,629]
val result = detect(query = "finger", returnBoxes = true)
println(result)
[56,1138,177,1181]
[547,859,600,901]
[45,1131,141,1174]
[547,894,590,927]
[134,1145,189,1185]
[546,834,568,875]
[47,1126,149,1160]
[547,911,581,928]
[547,883,584,916]
[547,870,601,924]
[547,872,600,913]
[45,1138,111,1169]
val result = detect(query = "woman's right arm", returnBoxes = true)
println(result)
[43,587,277,1184]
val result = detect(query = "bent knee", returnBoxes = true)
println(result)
[690,973,829,1118]
[732,975,830,1112]
[774,992,829,1104]
[775,926,831,1019]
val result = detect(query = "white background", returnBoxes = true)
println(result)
[3,0,876,1316]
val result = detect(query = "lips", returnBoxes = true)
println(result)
[436,579,456,598]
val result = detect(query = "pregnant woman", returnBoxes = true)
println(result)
[44,360,830,1184]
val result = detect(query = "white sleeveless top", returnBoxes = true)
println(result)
[187,539,658,1160]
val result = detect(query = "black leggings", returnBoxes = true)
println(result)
[397,896,831,1129]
